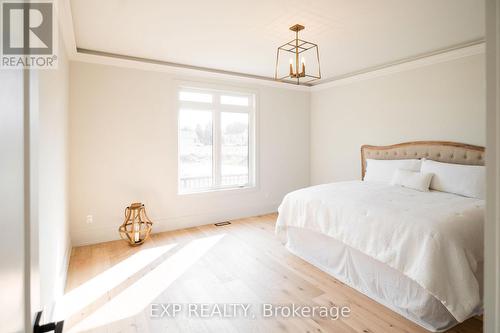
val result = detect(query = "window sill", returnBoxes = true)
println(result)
[178,185,257,196]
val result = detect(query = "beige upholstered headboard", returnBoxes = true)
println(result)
[361,141,485,179]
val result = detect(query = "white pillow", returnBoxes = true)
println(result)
[364,159,422,183]
[420,159,485,199]
[390,169,433,192]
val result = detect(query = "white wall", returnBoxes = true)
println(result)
[310,54,486,184]
[37,34,71,317]
[69,51,485,246]
[0,70,26,333]
[69,62,310,246]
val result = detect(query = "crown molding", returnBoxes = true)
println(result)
[310,39,485,91]
[71,40,485,92]
[72,48,311,91]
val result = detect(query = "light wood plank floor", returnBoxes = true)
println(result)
[65,214,482,333]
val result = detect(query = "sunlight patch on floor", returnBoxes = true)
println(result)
[54,243,178,322]
[67,233,226,332]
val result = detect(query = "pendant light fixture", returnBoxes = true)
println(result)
[275,24,321,85]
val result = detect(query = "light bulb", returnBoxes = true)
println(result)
[301,57,306,65]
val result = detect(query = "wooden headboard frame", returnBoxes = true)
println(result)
[361,141,485,179]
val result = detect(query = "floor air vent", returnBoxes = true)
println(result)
[214,221,231,226]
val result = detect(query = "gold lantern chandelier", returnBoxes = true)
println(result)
[118,202,153,246]
[275,24,321,85]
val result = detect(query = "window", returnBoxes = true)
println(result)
[178,86,255,193]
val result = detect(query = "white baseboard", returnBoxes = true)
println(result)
[60,239,72,294]
[43,237,72,323]
[70,202,279,247]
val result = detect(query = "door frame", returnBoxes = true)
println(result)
[485,0,500,332]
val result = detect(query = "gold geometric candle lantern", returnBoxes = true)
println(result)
[118,202,153,246]
[275,24,321,85]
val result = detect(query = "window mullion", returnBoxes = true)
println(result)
[213,94,221,187]
[248,104,255,186]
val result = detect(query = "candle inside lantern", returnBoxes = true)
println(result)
[134,222,140,242]
[289,58,294,76]
[301,57,306,75]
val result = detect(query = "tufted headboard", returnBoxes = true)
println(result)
[361,141,485,179]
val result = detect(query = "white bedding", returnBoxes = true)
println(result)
[285,227,465,332]
[276,181,484,323]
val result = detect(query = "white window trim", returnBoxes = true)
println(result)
[176,83,258,195]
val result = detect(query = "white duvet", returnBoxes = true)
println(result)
[276,181,484,322]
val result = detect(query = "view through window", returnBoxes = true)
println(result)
[178,87,255,193]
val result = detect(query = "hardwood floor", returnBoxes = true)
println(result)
[64,214,482,333]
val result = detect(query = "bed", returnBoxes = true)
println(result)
[276,141,485,332]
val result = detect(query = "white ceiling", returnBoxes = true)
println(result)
[70,0,485,84]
